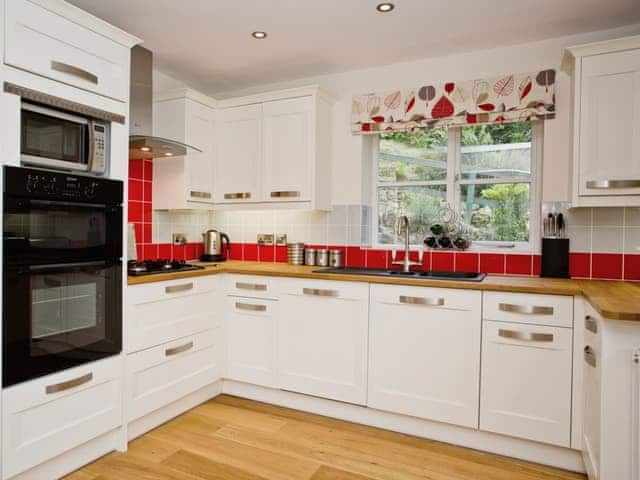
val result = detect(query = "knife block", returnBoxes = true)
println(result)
[541,238,570,278]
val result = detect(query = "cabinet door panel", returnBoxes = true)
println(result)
[480,320,572,447]
[262,97,313,202]
[368,285,481,428]
[186,100,215,204]
[277,281,368,404]
[215,104,262,203]
[579,49,640,196]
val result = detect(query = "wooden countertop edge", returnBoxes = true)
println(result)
[127,262,640,322]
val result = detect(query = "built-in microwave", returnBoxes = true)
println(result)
[20,102,109,175]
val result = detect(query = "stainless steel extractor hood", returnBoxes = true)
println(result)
[129,46,201,160]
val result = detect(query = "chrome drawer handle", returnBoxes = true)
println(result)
[46,372,93,394]
[235,282,267,291]
[165,341,194,356]
[224,192,251,200]
[190,191,212,199]
[585,316,598,334]
[498,329,554,342]
[399,295,445,307]
[235,302,267,312]
[271,191,300,198]
[498,303,554,315]
[303,288,339,297]
[165,282,194,294]
[584,346,596,367]
[51,61,98,84]
[586,179,640,189]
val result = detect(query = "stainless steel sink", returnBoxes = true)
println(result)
[314,267,486,282]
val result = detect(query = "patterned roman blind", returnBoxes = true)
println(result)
[351,69,556,134]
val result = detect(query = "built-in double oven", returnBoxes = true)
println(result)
[3,166,123,388]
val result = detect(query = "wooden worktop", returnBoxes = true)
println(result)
[128,260,640,321]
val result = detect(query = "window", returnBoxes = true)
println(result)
[373,121,540,251]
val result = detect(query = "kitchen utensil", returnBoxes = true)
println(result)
[201,228,231,262]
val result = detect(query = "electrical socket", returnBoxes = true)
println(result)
[172,233,187,245]
[276,234,288,246]
[257,233,274,246]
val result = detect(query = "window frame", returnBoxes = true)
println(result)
[371,122,542,253]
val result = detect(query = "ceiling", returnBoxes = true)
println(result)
[69,0,640,96]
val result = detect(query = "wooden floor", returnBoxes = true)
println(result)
[66,395,586,480]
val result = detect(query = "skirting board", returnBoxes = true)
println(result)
[6,429,120,480]
[223,380,586,474]
[128,381,223,441]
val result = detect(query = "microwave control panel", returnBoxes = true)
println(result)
[89,122,106,174]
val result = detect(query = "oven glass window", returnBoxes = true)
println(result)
[21,109,87,164]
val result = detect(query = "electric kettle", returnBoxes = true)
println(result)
[201,228,231,262]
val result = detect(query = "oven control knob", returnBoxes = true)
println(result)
[26,174,39,193]
[84,183,97,199]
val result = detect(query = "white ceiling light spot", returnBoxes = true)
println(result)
[252,31,267,39]
[376,3,395,13]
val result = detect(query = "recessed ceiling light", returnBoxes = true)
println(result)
[140,146,151,152]
[163,152,173,156]
[376,2,395,12]
[252,31,267,39]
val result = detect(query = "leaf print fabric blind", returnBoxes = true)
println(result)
[351,69,556,134]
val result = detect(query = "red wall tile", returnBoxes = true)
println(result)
[143,159,153,180]
[431,251,455,272]
[480,253,505,274]
[591,253,623,280]
[624,254,640,281]
[129,159,144,180]
[366,249,388,269]
[455,252,479,272]
[158,243,172,259]
[128,179,143,201]
[532,255,542,276]
[142,223,152,244]
[229,243,243,261]
[244,243,258,262]
[569,253,591,278]
[142,244,158,260]
[172,244,185,261]
[505,254,532,275]
[276,246,288,263]
[259,245,275,263]
[128,201,142,223]
[346,247,365,267]
[143,181,153,202]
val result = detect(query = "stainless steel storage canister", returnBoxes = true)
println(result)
[317,249,329,266]
[329,249,343,268]
[305,248,317,266]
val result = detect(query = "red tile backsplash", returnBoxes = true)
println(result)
[591,253,623,280]
[569,253,591,278]
[431,251,454,272]
[480,253,505,274]
[505,254,532,275]
[366,249,388,269]
[346,246,365,268]
[624,255,640,281]
[455,252,479,272]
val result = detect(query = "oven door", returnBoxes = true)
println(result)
[4,197,122,265]
[3,260,122,387]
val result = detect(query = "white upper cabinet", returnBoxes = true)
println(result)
[215,86,333,210]
[568,35,640,206]
[215,103,263,204]
[153,92,216,209]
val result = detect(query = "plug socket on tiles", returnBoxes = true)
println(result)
[257,234,274,246]
[172,233,187,245]
[276,234,287,246]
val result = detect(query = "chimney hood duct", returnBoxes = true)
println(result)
[128,46,201,160]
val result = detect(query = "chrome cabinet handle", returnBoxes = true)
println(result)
[584,346,596,367]
[235,302,267,312]
[165,282,194,294]
[303,287,339,297]
[586,179,640,189]
[271,191,300,198]
[165,341,194,356]
[399,295,445,307]
[224,192,251,200]
[190,191,212,199]
[51,61,98,84]
[235,282,267,291]
[498,329,554,342]
[498,303,554,315]
[585,315,598,334]
[46,372,93,394]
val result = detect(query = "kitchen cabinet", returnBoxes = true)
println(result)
[153,91,217,209]
[215,103,263,204]
[567,35,640,206]
[368,284,482,428]
[276,279,369,404]
[2,356,122,479]
[215,86,332,209]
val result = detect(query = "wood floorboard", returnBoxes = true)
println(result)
[65,395,586,480]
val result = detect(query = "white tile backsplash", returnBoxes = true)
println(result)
[562,207,637,253]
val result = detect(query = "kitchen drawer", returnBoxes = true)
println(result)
[2,356,122,479]
[126,329,220,422]
[371,283,481,311]
[483,291,574,327]
[128,276,218,305]
[4,0,130,101]
[226,275,279,300]
[480,320,572,447]
[127,281,219,353]
[278,277,368,301]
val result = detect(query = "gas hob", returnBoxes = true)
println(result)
[127,259,204,276]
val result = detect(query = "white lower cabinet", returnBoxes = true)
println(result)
[225,296,278,387]
[2,356,122,479]
[126,329,220,422]
[276,279,369,405]
[368,284,482,428]
[480,320,573,447]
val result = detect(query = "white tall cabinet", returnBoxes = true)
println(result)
[567,35,640,206]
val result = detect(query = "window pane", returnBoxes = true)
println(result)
[378,129,448,182]
[459,183,530,242]
[377,185,447,244]
[460,122,532,180]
